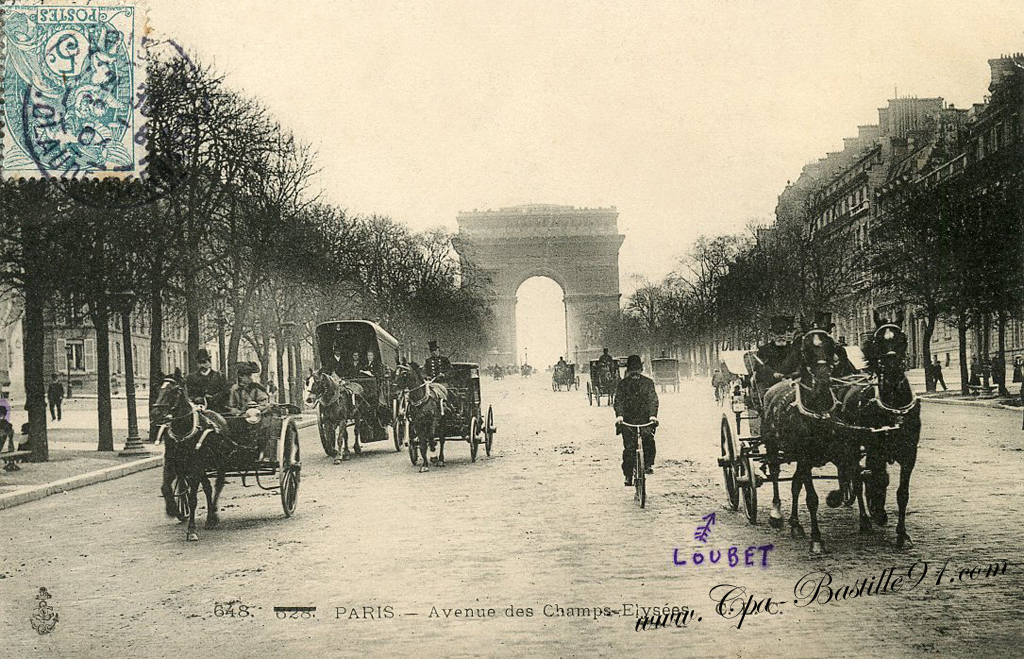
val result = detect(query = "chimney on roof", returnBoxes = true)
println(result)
[989,55,1021,89]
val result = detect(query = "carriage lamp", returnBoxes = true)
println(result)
[244,407,262,425]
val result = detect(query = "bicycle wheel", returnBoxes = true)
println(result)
[634,440,646,509]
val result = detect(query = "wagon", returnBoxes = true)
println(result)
[170,402,303,519]
[407,362,496,464]
[587,358,623,406]
[314,320,402,455]
[651,358,679,392]
[552,362,579,391]
[716,345,875,524]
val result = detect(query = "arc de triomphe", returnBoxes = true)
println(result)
[454,204,624,366]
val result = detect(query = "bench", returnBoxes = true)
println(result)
[1,449,32,471]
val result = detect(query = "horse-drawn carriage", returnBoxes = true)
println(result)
[395,361,496,468]
[552,362,579,391]
[587,357,623,406]
[308,320,401,462]
[651,357,679,392]
[716,321,921,553]
[154,378,302,541]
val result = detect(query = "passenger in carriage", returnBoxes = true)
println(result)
[337,350,365,379]
[364,349,391,422]
[227,361,271,413]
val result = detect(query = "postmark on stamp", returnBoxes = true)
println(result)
[1,2,147,180]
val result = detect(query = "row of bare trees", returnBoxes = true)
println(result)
[0,52,488,460]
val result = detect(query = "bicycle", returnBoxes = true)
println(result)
[619,420,658,509]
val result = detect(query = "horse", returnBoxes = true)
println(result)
[304,370,362,464]
[835,311,921,548]
[393,363,448,472]
[760,329,855,554]
[152,377,229,542]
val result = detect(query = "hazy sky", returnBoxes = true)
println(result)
[151,0,1021,287]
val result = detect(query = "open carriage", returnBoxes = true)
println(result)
[587,357,623,406]
[716,345,874,524]
[405,362,496,465]
[313,320,402,455]
[551,362,579,391]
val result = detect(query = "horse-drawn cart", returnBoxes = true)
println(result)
[310,320,402,460]
[586,358,622,406]
[552,362,578,391]
[651,357,679,392]
[401,362,496,466]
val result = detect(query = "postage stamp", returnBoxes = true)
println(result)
[1,2,147,180]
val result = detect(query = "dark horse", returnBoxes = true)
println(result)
[393,363,448,472]
[304,370,361,464]
[153,377,228,542]
[836,311,921,548]
[761,330,855,553]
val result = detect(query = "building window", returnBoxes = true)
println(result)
[67,340,86,372]
[115,342,122,373]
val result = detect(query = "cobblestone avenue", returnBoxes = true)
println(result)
[1,377,1021,657]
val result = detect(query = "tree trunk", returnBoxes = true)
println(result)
[957,313,969,395]
[22,285,48,462]
[121,308,139,442]
[275,332,285,404]
[922,313,936,392]
[148,286,163,441]
[260,326,271,386]
[981,313,992,389]
[293,333,304,403]
[997,312,1008,396]
[186,290,200,375]
[93,303,114,451]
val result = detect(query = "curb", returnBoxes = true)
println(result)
[0,415,318,511]
[920,396,1020,411]
[0,455,163,511]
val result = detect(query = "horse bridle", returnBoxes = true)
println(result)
[309,372,341,408]
[154,382,201,443]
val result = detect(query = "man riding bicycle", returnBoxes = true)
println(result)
[614,354,659,487]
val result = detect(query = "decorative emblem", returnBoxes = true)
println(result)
[30,587,59,635]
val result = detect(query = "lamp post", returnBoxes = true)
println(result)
[214,294,227,375]
[110,291,148,457]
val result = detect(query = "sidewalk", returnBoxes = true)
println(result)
[905,366,1021,411]
[0,413,317,511]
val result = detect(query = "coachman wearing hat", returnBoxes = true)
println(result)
[614,355,659,486]
[184,349,230,412]
[423,340,452,381]
[753,315,801,404]
[228,361,271,413]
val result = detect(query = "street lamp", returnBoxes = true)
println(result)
[214,294,227,375]
[109,290,148,457]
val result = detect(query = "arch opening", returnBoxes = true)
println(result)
[515,276,567,369]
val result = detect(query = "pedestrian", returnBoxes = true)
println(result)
[47,373,64,422]
[0,405,14,453]
[614,354,659,486]
[1013,356,1023,384]
[969,357,980,387]
[992,354,1006,394]
[932,356,947,392]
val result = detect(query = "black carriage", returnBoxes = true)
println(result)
[716,346,882,524]
[168,402,302,519]
[651,358,679,392]
[314,320,402,455]
[587,357,623,406]
[551,362,579,391]
[407,362,496,464]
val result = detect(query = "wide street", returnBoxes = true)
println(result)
[1,374,1021,658]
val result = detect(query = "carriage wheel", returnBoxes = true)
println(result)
[736,454,758,524]
[407,418,419,466]
[586,382,593,405]
[279,423,301,518]
[392,401,402,451]
[317,405,337,457]
[469,415,479,462]
[172,475,191,522]
[484,406,495,456]
[720,417,739,511]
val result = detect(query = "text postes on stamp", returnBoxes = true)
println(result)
[2,3,147,180]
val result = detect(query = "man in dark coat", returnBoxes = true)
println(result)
[184,348,230,411]
[47,374,65,421]
[753,315,800,403]
[423,340,452,381]
[614,354,659,486]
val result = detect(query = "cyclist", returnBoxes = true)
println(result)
[614,354,659,486]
